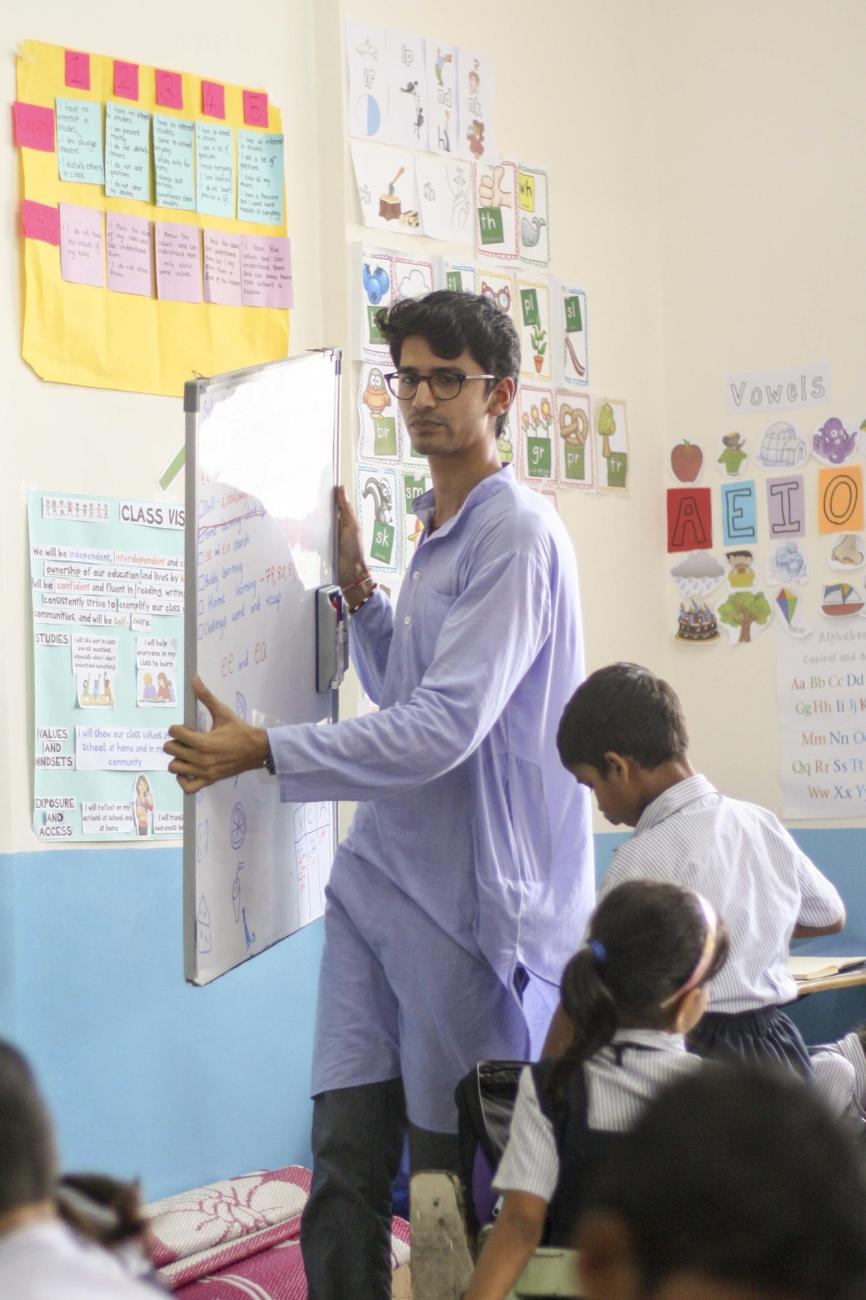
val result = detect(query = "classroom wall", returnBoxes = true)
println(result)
[2,0,864,1201]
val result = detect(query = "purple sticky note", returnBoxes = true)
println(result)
[203,230,242,306]
[155,69,183,110]
[243,89,269,127]
[114,60,139,101]
[65,50,91,90]
[241,235,293,308]
[201,80,225,120]
[13,101,55,151]
[59,204,105,287]
[767,475,805,538]
[155,221,202,302]
[22,199,60,245]
[106,212,152,296]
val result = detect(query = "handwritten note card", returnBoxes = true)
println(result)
[59,204,105,288]
[13,101,55,152]
[240,235,293,307]
[237,130,284,225]
[106,213,152,296]
[155,222,202,303]
[105,103,151,202]
[153,115,195,210]
[195,122,234,218]
[56,98,104,184]
[203,230,242,306]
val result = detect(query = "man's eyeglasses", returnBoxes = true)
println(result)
[384,370,497,401]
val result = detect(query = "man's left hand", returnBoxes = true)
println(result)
[164,676,270,794]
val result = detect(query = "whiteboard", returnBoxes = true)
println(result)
[183,351,341,984]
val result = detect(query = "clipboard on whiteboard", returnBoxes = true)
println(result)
[183,350,341,984]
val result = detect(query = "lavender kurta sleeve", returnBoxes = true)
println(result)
[267,467,593,988]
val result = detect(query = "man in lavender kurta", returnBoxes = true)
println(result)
[166,291,593,1299]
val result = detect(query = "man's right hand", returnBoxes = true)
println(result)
[336,485,368,590]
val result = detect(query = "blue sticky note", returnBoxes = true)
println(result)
[721,480,757,546]
[105,103,151,202]
[195,122,234,219]
[237,130,284,225]
[55,98,104,184]
[153,114,195,211]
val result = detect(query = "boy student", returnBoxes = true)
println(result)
[555,662,845,1075]
[165,291,593,1300]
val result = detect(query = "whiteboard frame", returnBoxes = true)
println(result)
[182,350,341,984]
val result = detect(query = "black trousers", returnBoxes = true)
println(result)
[300,1079,461,1300]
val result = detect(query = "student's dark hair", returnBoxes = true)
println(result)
[57,1173,147,1247]
[557,662,689,774]
[548,881,728,1101]
[0,1040,57,1214]
[374,290,520,435]
[583,1066,866,1299]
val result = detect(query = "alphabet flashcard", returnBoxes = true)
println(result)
[426,41,458,156]
[667,488,712,553]
[720,481,757,546]
[518,386,555,484]
[557,284,588,387]
[766,476,805,538]
[357,364,402,462]
[555,391,593,491]
[356,462,401,575]
[458,49,495,162]
[474,159,519,260]
[818,465,864,535]
[350,140,423,235]
[595,399,629,494]
[516,164,550,266]
[517,279,552,383]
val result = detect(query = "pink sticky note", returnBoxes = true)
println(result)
[106,212,152,297]
[114,60,139,101]
[201,80,225,120]
[203,230,242,306]
[59,204,105,287]
[155,221,202,302]
[13,101,55,152]
[243,90,269,127]
[155,69,183,110]
[64,50,91,90]
[22,199,60,245]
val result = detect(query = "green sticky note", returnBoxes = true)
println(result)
[527,437,552,478]
[565,444,586,481]
[607,452,628,488]
[564,294,583,333]
[446,270,463,291]
[373,417,398,457]
[521,288,540,327]
[370,520,395,563]
[478,206,504,246]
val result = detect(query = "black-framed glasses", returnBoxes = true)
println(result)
[384,369,497,401]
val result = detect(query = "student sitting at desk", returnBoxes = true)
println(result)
[554,662,846,1077]
[465,879,730,1300]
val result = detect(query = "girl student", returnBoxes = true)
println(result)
[464,879,730,1300]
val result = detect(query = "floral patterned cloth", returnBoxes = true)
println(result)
[145,1166,411,1298]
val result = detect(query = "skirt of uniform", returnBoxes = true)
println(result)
[688,1005,813,1079]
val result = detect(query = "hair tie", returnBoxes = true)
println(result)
[588,939,607,968]
[660,893,719,1008]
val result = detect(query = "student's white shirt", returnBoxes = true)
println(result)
[0,1218,160,1299]
[600,775,844,1012]
[493,1029,701,1203]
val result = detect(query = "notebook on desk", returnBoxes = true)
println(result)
[789,956,866,982]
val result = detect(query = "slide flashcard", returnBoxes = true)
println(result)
[595,399,629,494]
[518,386,555,484]
[818,465,864,535]
[385,29,429,150]
[667,488,712,553]
[720,481,757,546]
[426,41,459,155]
[558,284,588,387]
[555,392,593,491]
[459,49,495,162]
[346,20,388,140]
[474,159,519,260]
[478,268,515,324]
[350,140,423,235]
[766,476,805,538]
[517,279,552,382]
[415,154,473,244]
[517,165,550,266]
[358,364,402,462]
[357,462,401,575]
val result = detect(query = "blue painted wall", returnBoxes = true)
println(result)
[1,826,863,1203]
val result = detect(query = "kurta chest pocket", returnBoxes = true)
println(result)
[410,584,453,647]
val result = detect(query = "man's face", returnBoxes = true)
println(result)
[396,335,506,459]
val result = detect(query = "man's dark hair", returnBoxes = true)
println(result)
[0,1040,57,1214]
[583,1066,866,1298]
[375,290,520,435]
[557,662,688,774]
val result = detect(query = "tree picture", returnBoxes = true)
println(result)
[717,591,771,643]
